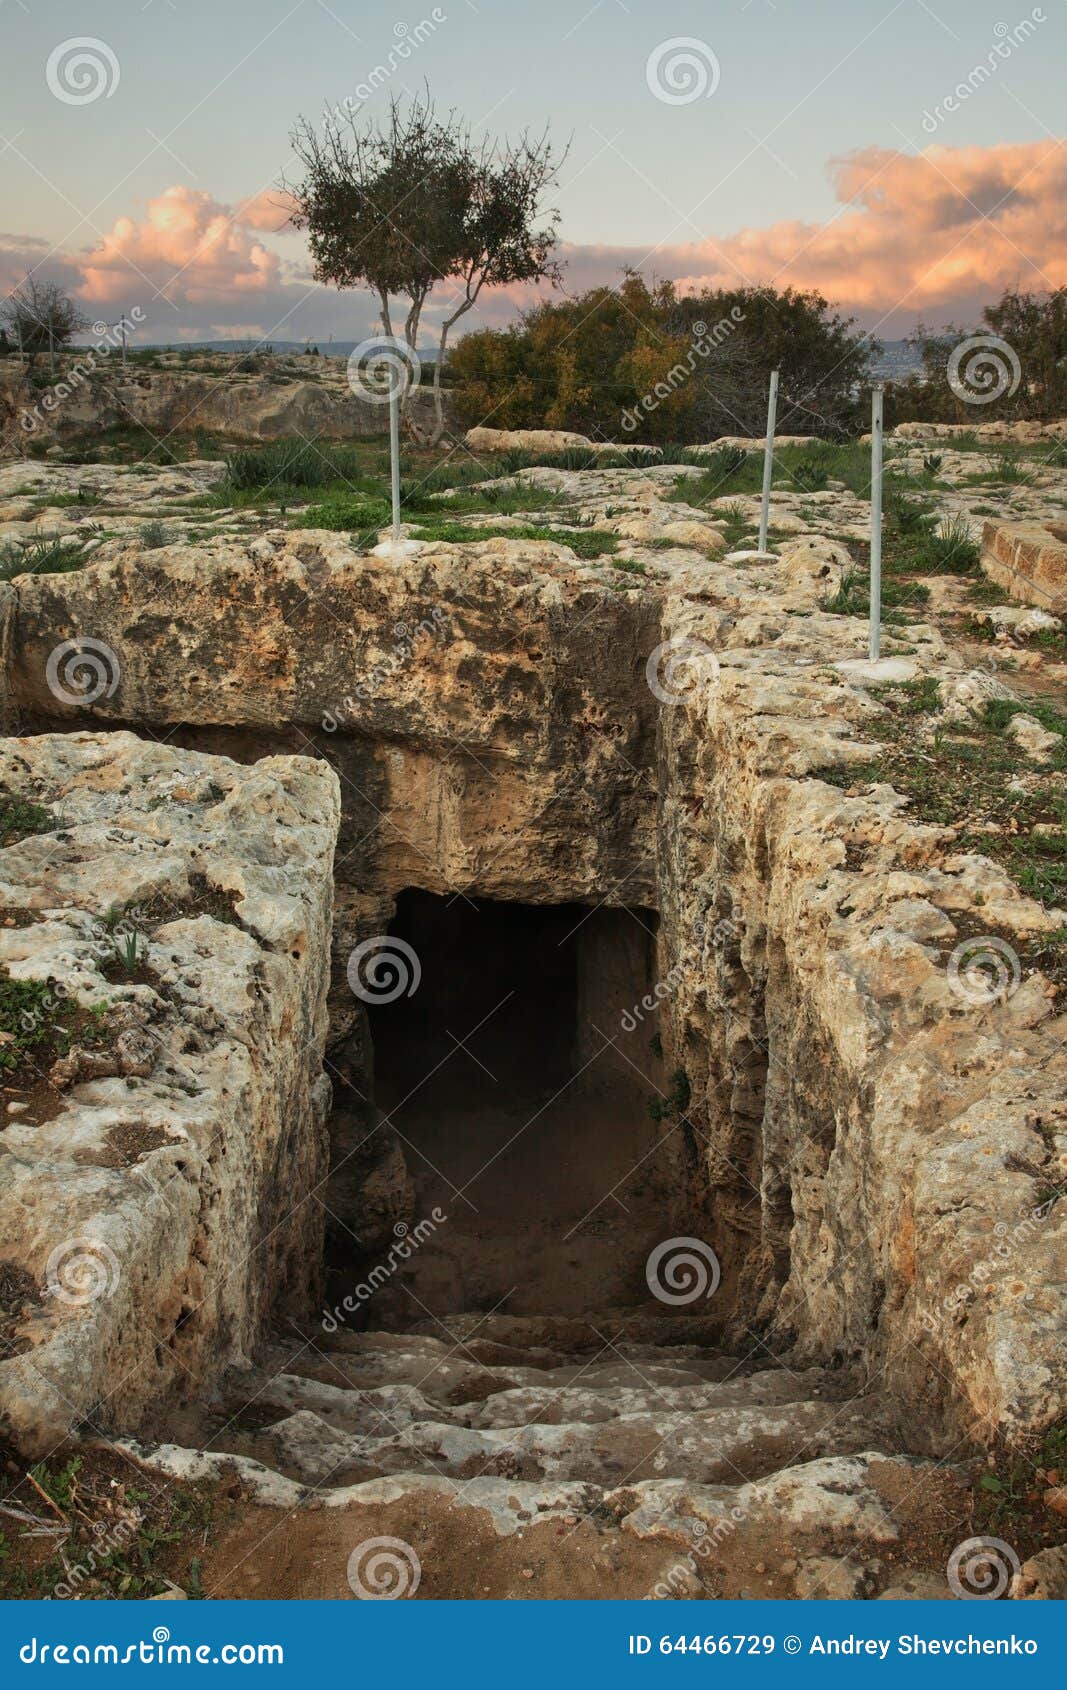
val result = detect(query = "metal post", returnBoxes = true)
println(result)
[758,368,779,554]
[389,384,401,546]
[48,322,55,377]
[869,383,884,663]
[121,314,127,368]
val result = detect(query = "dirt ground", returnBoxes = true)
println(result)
[194,1460,975,1601]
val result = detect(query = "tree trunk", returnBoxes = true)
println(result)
[426,292,480,447]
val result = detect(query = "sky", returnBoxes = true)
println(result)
[2,0,1065,348]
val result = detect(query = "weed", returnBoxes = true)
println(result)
[817,686,1067,907]
[140,520,172,550]
[972,1420,1067,1551]
[295,495,391,533]
[0,534,92,581]
[409,519,619,558]
[960,454,1035,488]
[0,798,55,847]
[112,931,140,974]
[223,440,382,495]
[911,515,980,576]
[0,1452,222,1600]
[790,460,830,492]
[0,972,111,1083]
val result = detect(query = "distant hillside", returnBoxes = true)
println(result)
[869,340,925,381]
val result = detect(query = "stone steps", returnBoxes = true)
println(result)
[257,1331,747,1404]
[112,1316,963,1599]
[113,1434,963,1599]
[179,1323,896,1497]
[237,1394,892,1488]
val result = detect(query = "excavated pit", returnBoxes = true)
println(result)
[0,502,1063,1582]
[326,889,698,1323]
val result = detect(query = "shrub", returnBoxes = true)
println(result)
[0,534,92,581]
[449,275,874,443]
[296,496,391,531]
[789,460,830,492]
[223,440,377,493]
[913,516,980,575]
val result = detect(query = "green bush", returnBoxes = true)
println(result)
[449,274,874,443]
[789,460,830,492]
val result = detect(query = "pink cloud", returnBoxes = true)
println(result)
[233,188,300,234]
[3,139,1065,342]
[639,138,1067,326]
[78,186,283,307]
[485,139,1067,333]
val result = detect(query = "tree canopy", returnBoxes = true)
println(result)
[448,274,876,442]
[288,94,564,436]
[0,279,88,361]
[890,287,1067,424]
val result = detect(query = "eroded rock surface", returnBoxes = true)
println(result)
[0,454,1063,1596]
[0,732,339,1453]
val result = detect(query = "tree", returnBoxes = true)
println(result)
[985,288,1067,413]
[288,93,564,439]
[0,278,88,363]
[423,127,564,439]
[890,288,1067,425]
[449,276,875,442]
[289,97,467,360]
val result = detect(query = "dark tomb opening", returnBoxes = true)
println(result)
[356,888,685,1320]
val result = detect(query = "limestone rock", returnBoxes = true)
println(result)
[1011,1544,1067,1599]
[936,668,1014,722]
[793,1555,869,1599]
[878,1571,953,1599]
[0,732,339,1454]
[980,518,1067,614]
[1005,711,1062,761]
